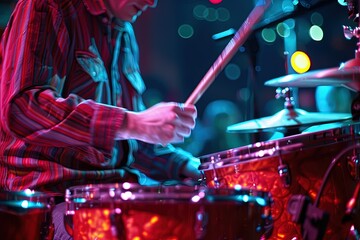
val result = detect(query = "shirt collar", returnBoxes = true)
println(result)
[82,0,107,16]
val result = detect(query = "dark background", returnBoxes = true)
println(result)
[1,0,357,156]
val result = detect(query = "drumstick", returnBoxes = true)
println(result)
[185,0,272,106]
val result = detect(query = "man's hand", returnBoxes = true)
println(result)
[180,157,202,181]
[117,102,197,145]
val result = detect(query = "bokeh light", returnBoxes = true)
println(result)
[311,12,324,26]
[276,22,291,38]
[216,7,230,22]
[204,7,218,22]
[237,88,251,102]
[282,0,295,13]
[193,5,208,20]
[338,0,347,6]
[209,0,222,4]
[224,63,241,80]
[309,25,323,41]
[193,4,230,22]
[284,18,296,30]
[290,51,311,73]
[261,28,277,43]
[178,24,194,39]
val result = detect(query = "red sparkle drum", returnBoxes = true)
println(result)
[0,189,54,240]
[199,121,360,240]
[65,183,272,240]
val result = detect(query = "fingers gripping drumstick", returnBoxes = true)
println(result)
[185,0,272,106]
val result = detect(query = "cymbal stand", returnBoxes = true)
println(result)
[342,26,360,67]
[342,24,360,120]
[342,0,360,120]
[275,87,302,135]
[275,87,297,119]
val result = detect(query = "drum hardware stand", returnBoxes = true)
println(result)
[109,207,125,239]
[287,194,329,240]
[275,87,302,135]
[277,153,291,188]
[342,23,360,120]
[274,141,291,188]
[108,188,126,239]
[342,19,360,237]
[288,144,360,240]
[209,156,221,188]
[342,0,360,121]
[40,196,55,240]
[194,206,208,239]
[278,142,305,188]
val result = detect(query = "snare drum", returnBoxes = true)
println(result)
[65,183,272,240]
[0,189,54,240]
[200,121,360,240]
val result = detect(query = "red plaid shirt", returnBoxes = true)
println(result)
[0,0,193,195]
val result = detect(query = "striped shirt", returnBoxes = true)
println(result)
[0,0,193,195]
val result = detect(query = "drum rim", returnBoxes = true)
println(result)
[65,182,271,206]
[0,189,51,211]
[199,121,360,170]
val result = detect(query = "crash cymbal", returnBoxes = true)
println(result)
[264,65,360,92]
[227,108,352,133]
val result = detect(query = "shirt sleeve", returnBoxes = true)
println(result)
[0,0,124,155]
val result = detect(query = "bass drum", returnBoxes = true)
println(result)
[65,183,272,240]
[0,189,54,240]
[199,121,360,240]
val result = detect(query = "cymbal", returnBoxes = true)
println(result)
[227,108,352,133]
[264,65,360,92]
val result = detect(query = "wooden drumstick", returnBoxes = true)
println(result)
[185,0,272,106]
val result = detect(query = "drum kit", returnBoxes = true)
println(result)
[199,1,360,239]
[1,1,360,240]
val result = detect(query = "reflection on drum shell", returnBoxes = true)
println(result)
[0,190,54,240]
[200,121,360,240]
[65,183,273,240]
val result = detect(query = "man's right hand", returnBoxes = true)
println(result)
[116,102,197,145]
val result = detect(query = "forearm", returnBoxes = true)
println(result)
[7,88,125,152]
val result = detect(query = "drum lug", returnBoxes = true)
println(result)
[194,206,208,239]
[109,208,126,239]
[210,156,221,188]
[40,197,55,240]
[64,211,74,237]
[278,163,291,188]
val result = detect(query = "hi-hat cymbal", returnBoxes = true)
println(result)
[264,65,360,92]
[227,108,352,133]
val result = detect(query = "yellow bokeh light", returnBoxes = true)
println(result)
[290,51,311,73]
[150,216,159,224]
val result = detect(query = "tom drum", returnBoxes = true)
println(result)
[65,183,272,240]
[199,121,360,239]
